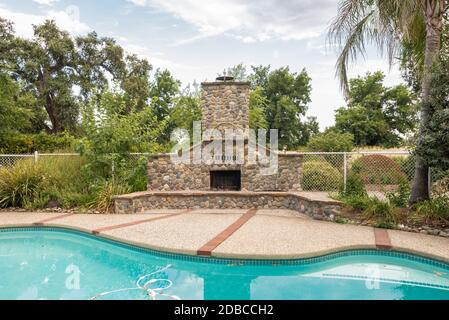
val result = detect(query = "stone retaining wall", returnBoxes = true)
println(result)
[114,192,342,221]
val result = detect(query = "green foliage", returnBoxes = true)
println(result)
[0,155,141,212]
[1,18,180,139]
[386,182,411,208]
[350,155,408,185]
[225,64,314,148]
[433,174,449,197]
[77,92,166,183]
[333,72,417,147]
[339,174,367,198]
[0,132,75,153]
[249,87,268,129]
[170,92,202,136]
[338,192,396,225]
[362,197,396,224]
[307,131,354,152]
[262,67,313,148]
[0,72,34,147]
[342,195,371,211]
[150,69,180,123]
[0,157,87,209]
[416,59,449,172]
[302,160,343,191]
[88,181,131,213]
[414,196,449,223]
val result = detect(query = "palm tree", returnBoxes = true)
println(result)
[328,0,448,204]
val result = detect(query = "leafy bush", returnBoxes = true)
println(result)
[0,157,86,209]
[307,131,354,152]
[414,196,449,223]
[342,195,371,211]
[0,132,75,154]
[88,181,131,213]
[339,174,367,198]
[433,175,449,197]
[302,160,343,191]
[386,182,411,208]
[362,197,396,224]
[350,155,408,185]
[0,160,47,208]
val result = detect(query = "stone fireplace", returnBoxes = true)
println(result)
[114,77,343,217]
[146,77,303,192]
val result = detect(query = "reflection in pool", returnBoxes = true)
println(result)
[0,228,448,300]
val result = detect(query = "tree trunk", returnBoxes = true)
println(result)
[409,0,446,204]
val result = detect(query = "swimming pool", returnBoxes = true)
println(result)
[0,227,448,300]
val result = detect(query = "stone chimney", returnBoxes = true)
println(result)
[201,79,250,140]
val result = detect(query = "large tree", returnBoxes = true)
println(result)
[1,20,127,134]
[333,72,417,146]
[416,59,449,171]
[328,0,449,203]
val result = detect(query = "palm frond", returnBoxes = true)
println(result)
[328,0,424,97]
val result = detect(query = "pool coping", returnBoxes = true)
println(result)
[1,223,449,267]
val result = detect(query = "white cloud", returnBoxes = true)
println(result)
[126,0,337,44]
[32,0,60,6]
[0,7,91,38]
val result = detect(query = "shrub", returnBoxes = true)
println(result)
[307,131,354,152]
[386,182,411,208]
[433,175,449,197]
[362,197,396,224]
[302,160,343,191]
[350,155,408,185]
[88,181,131,213]
[0,132,75,153]
[414,196,449,224]
[339,174,367,198]
[0,159,48,208]
[343,195,372,211]
[0,157,88,209]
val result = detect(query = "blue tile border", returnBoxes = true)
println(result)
[1,226,449,270]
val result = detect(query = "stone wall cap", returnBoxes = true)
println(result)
[113,190,342,205]
[201,81,251,86]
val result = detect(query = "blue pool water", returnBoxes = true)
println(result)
[0,227,449,300]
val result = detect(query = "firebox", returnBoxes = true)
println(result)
[210,170,241,191]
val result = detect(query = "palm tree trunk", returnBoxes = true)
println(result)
[409,0,446,204]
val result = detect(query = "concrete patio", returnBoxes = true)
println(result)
[1,209,448,263]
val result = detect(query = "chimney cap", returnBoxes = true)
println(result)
[216,76,235,82]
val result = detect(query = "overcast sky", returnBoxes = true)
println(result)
[0,0,405,130]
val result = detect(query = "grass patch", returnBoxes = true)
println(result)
[414,196,449,224]
[0,156,143,212]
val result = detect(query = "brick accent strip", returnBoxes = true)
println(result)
[92,209,192,235]
[197,208,257,256]
[374,228,392,250]
[33,213,76,226]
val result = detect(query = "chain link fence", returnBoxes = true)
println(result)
[0,150,435,195]
[300,151,425,195]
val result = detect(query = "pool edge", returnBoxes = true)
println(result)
[1,224,449,268]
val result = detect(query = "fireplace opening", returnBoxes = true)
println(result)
[210,170,241,191]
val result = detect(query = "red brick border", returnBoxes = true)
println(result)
[92,209,192,235]
[374,228,392,250]
[197,208,257,256]
[33,213,76,226]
